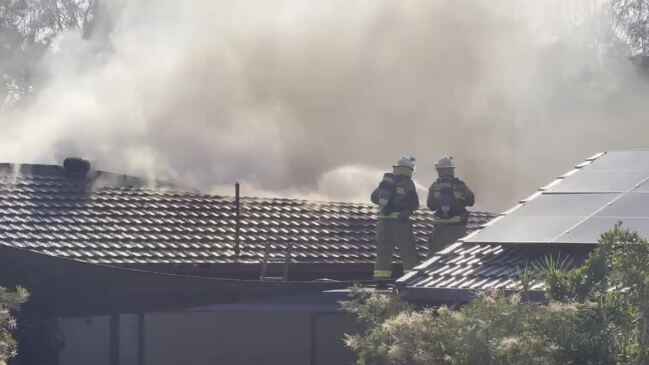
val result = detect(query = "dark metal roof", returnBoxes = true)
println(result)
[0,163,495,267]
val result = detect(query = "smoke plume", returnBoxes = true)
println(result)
[1,0,648,211]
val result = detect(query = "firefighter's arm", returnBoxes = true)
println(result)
[462,182,475,207]
[463,183,475,206]
[453,181,475,207]
[409,182,419,211]
[427,183,440,211]
[397,183,418,219]
[370,186,380,205]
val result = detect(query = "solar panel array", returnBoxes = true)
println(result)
[465,151,649,244]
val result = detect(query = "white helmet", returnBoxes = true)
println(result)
[435,156,455,169]
[394,156,416,170]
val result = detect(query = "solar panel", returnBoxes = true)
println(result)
[555,217,649,244]
[467,151,649,245]
[508,193,617,217]
[630,180,649,193]
[588,151,649,170]
[546,168,649,193]
[595,193,649,218]
[464,215,584,244]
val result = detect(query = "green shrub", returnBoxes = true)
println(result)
[343,225,649,364]
[0,286,29,363]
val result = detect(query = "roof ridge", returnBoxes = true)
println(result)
[0,162,497,215]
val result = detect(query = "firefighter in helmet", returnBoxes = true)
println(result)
[427,156,475,256]
[370,156,420,279]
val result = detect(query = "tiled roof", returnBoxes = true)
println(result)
[0,163,495,266]
[397,242,591,302]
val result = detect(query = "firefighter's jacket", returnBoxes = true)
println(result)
[427,176,474,224]
[371,174,419,220]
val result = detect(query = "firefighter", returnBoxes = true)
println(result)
[427,156,475,256]
[370,156,420,280]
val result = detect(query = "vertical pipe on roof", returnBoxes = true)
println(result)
[235,181,241,260]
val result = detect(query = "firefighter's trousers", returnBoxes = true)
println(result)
[427,223,467,257]
[373,219,420,279]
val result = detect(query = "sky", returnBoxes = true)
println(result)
[1,0,648,212]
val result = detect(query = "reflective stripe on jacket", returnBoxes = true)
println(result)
[432,215,463,225]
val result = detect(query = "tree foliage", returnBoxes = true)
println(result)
[545,224,649,364]
[343,225,649,364]
[343,288,609,365]
[611,0,649,55]
[0,0,100,106]
[0,286,28,363]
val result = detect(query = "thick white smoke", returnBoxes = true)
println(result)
[0,0,647,211]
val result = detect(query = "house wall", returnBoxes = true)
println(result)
[119,314,140,365]
[145,311,311,364]
[57,309,358,365]
[313,312,359,365]
[58,316,110,365]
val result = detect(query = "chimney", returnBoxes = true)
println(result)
[63,157,91,179]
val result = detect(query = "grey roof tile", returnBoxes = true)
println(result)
[400,242,592,294]
[0,163,495,266]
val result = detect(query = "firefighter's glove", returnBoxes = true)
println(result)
[379,198,389,209]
